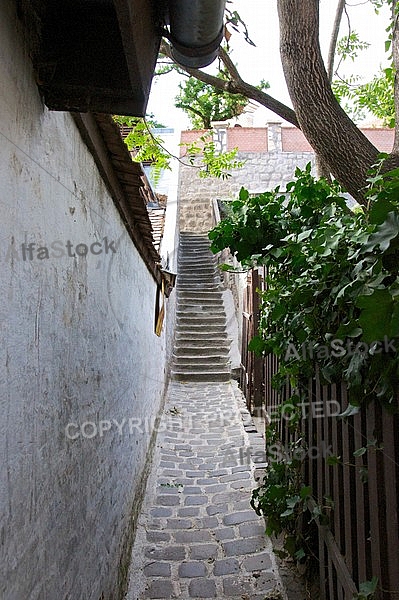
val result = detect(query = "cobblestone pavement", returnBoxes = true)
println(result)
[125,380,286,600]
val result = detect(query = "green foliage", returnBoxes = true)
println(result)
[336,31,370,62]
[209,161,399,409]
[333,67,395,127]
[113,117,244,181]
[225,0,256,46]
[251,456,313,559]
[353,576,379,599]
[212,162,399,570]
[175,75,269,130]
[332,15,395,126]
[113,116,170,184]
[180,131,244,179]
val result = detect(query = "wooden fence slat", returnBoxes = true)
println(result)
[353,410,368,586]
[381,408,399,599]
[367,404,383,598]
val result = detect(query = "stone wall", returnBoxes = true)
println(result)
[179,150,315,233]
[0,2,174,598]
[178,122,394,234]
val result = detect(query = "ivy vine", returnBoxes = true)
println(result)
[209,159,399,410]
[209,160,399,571]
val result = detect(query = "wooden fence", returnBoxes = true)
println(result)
[240,268,399,600]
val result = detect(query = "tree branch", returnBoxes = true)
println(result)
[160,40,299,127]
[218,46,244,83]
[327,0,346,82]
[176,103,210,128]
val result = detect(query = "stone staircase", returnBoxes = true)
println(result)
[171,233,231,382]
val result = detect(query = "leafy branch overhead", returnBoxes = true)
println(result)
[114,115,243,181]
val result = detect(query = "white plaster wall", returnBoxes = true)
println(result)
[0,2,172,598]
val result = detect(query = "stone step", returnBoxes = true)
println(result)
[176,312,226,320]
[176,330,227,339]
[178,291,223,298]
[172,233,231,382]
[176,332,226,339]
[179,238,211,243]
[174,337,230,347]
[179,246,213,252]
[178,253,215,260]
[177,305,225,313]
[179,236,210,242]
[177,312,226,320]
[175,328,228,336]
[173,345,230,356]
[178,275,218,282]
[177,284,221,290]
[173,354,229,364]
[171,369,231,382]
[178,257,216,262]
[175,359,230,371]
[178,266,217,273]
[178,271,217,277]
[177,248,216,258]
[178,258,215,264]
[177,294,224,301]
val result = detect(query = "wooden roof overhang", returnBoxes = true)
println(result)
[73,112,162,284]
[19,0,163,116]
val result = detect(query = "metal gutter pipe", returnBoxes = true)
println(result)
[167,0,226,68]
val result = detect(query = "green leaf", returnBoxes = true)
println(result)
[284,535,297,557]
[356,289,395,342]
[280,508,295,517]
[300,486,312,499]
[294,547,306,561]
[239,187,249,201]
[248,335,266,355]
[353,446,367,457]
[339,404,360,418]
[286,495,301,509]
[362,212,399,253]
[359,467,369,483]
[326,455,342,466]
[358,576,378,596]
[218,263,233,272]
[369,198,396,224]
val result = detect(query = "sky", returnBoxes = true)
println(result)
[146,0,391,130]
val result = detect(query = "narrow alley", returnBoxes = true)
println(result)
[125,234,285,599]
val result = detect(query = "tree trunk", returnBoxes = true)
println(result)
[277,0,389,204]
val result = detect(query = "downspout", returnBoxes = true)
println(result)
[166,0,226,68]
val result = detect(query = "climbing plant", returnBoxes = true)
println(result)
[209,162,399,565]
[209,160,399,409]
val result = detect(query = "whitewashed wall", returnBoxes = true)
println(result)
[0,2,174,599]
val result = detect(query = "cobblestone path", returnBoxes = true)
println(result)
[125,380,285,599]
